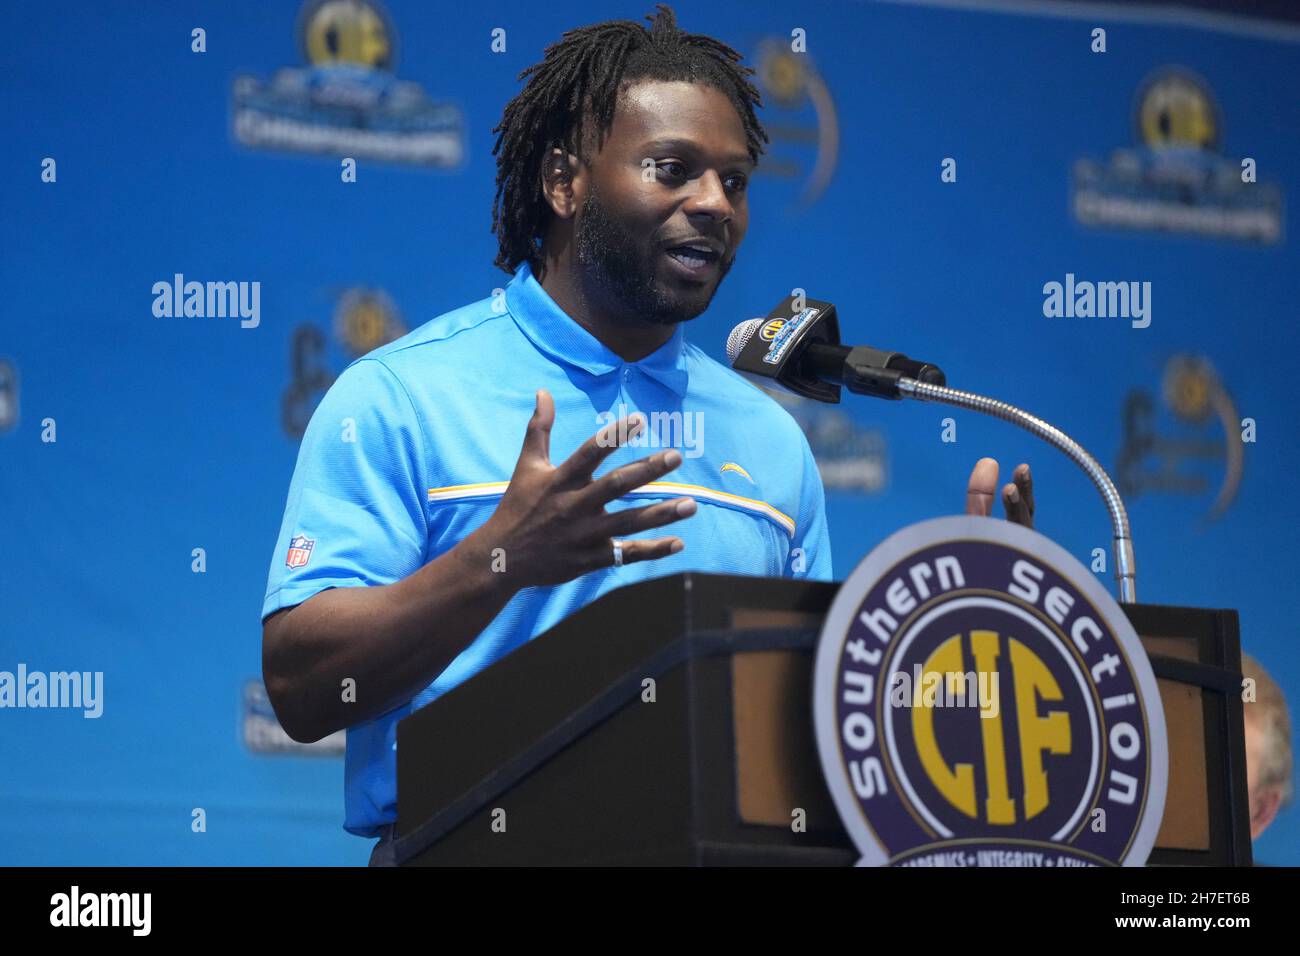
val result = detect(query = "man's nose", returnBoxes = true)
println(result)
[685,169,735,221]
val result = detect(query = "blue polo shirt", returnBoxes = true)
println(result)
[262,259,833,838]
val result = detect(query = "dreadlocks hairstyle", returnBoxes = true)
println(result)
[490,3,770,276]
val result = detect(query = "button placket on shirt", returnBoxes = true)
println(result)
[618,363,633,406]
[611,365,638,515]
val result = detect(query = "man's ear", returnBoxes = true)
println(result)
[541,146,585,220]
[1250,786,1282,840]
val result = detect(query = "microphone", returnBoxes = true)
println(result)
[726,295,945,403]
[725,296,1141,604]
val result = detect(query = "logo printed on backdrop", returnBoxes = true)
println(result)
[1072,67,1282,243]
[282,288,407,439]
[766,389,888,494]
[0,358,18,432]
[1116,353,1243,523]
[241,679,344,756]
[333,287,404,355]
[752,39,839,213]
[231,0,466,167]
[813,516,1168,866]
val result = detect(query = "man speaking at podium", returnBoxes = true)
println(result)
[260,4,1035,865]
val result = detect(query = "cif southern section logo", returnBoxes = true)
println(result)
[813,516,1167,866]
[1116,353,1242,523]
[282,287,406,438]
[232,0,465,167]
[753,39,838,214]
[1072,68,1281,243]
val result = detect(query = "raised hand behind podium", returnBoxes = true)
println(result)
[965,457,1035,528]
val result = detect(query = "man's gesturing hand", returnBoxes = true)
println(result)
[965,457,1035,528]
[470,389,697,588]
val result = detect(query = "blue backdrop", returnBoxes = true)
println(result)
[2,0,1296,864]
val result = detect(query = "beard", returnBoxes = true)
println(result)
[573,182,732,327]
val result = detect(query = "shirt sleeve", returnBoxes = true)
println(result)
[787,426,834,581]
[261,357,429,621]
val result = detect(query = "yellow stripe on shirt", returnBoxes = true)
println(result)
[426,479,795,537]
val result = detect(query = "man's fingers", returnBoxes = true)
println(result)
[604,536,685,567]
[1002,482,1030,527]
[1001,463,1034,527]
[600,496,697,537]
[1014,463,1035,520]
[554,412,647,487]
[577,448,683,509]
[965,457,1000,517]
[519,389,555,465]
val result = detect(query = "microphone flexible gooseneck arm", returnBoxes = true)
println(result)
[893,376,1137,604]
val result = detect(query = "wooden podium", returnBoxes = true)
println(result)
[393,574,1251,866]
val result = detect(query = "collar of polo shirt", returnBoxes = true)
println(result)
[505,260,691,397]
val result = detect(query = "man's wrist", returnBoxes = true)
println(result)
[449,524,525,601]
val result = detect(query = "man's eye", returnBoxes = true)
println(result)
[656,163,747,192]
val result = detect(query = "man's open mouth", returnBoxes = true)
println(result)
[665,244,721,277]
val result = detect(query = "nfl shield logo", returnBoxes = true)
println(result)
[286,535,315,569]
